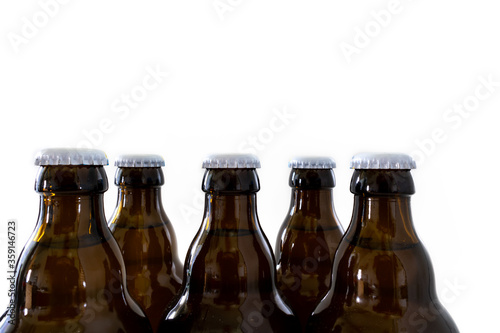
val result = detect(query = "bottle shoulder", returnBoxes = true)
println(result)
[5,242,152,332]
[332,238,436,287]
[308,239,450,331]
[166,225,294,325]
[163,290,300,333]
[308,299,459,333]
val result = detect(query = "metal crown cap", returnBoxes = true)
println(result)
[35,148,108,166]
[288,156,336,169]
[350,153,416,170]
[115,154,165,168]
[202,154,261,169]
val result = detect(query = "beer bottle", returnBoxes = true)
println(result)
[0,148,152,333]
[159,154,301,333]
[108,154,182,332]
[306,153,459,332]
[275,157,344,331]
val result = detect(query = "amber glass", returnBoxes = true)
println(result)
[275,168,344,331]
[0,165,152,333]
[108,167,182,332]
[159,168,301,332]
[306,169,459,332]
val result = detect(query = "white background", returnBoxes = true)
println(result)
[1,1,499,331]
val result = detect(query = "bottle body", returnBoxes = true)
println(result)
[160,167,300,332]
[275,168,344,330]
[307,169,459,332]
[0,165,152,333]
[108,166,182,332]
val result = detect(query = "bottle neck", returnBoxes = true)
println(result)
[348,194,419,248]
[289,188,335,218]
[33,165,109,244]
[347,169,419,248]
[201,168,261,231]
[113,187,165,227]
[36,192,108,243]
[203,193,258,231]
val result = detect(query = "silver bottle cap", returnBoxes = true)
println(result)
[35,148,108,166]
[202,154,261,169]
[288,156,336,169]
[115,154,165,168]
[350,153,416,170]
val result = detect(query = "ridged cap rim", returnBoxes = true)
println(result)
[350,153,416,169]
[288,156,336,169]
[35,148,108,166]
[202,154,261,169]
[115,154,165,167]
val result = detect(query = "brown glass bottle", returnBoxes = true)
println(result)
[275,157,344,331]
[0,149,152,333]
[108,155,183,332]
[159,154,301,333]
[307,153,459,333]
